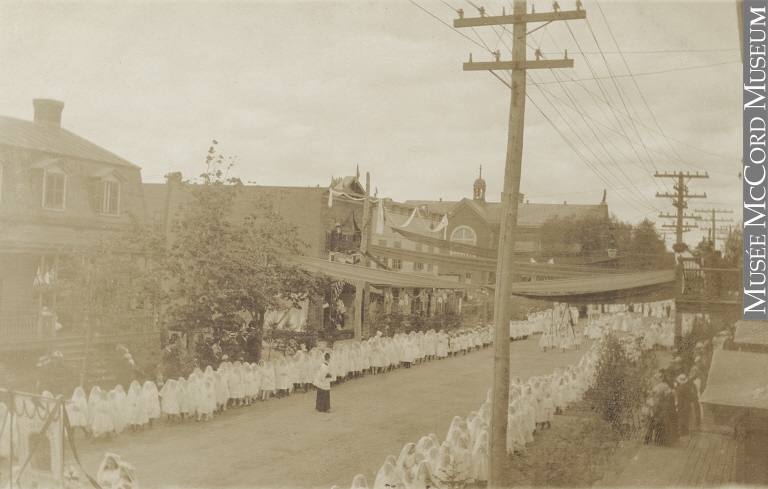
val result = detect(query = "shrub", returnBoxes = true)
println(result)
[583,333,657,435]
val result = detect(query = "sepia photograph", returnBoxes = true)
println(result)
[0,0,760,488]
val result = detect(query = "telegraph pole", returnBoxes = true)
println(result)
[354,173,372,341]
[693,208,734,249]
[654,171,709,246]
[654,171,707,349]
[454,2,585,485]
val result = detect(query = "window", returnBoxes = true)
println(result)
[414,262,424,271]
[376,257,388,269]
[427,264,433,272]
[43,170,66,210]
[466,273,472,280]
[392,259,403,270]
[450,226,477,246]
[394,242,402,249]
[102,181,120,215]
[379,239,387,247]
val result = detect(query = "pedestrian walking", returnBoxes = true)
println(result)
[314,352,333,413]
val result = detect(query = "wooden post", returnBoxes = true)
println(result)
[36,254,45,339]
[50,255,59,338]
[485,1,527,482]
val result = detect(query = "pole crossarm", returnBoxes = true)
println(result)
[454,9,586,28]
[655,192,707,199]
[464,59,574,71]
[662,223,699,229]
[694,208,734,214]
[654,171,710,179]
[658,213,701,220]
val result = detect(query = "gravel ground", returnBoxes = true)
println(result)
[64,336,592,489]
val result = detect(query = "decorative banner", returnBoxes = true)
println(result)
[380,203,448,235]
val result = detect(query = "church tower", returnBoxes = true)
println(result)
[473,165,486,202]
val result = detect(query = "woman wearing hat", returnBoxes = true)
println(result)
[675,373,699,436]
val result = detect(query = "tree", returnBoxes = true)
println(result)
[723,223,743,269]
[56,215,165,338]
[164,142,326,365]
[627,219,670,269]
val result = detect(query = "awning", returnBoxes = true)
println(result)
[508,269,676,303]
[701,349,768,411]
[285,255,480,289]
[734,320,768,347]
[369,243,628,279]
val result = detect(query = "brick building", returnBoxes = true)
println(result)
[0,99,148,346]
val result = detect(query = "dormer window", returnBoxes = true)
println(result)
[90,168,125,216]
[102,180,120,215]
[43,169,66,210]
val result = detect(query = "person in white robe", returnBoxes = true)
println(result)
[142,381,161,427]
[87,386,101,429]
[260,360,276,401]
[373,460,399,489]
[213,371,231,413]
[96,453,138,489]
[125,380,147,431]
[201,379,216,420]
[159,379,181,424]
[470,430,489,481]
[67,386,90,436]
[228,364,244,406]
[177,377,190,421]
[108,389,126,435]
[351,474,369,489]
[92,390,114,438]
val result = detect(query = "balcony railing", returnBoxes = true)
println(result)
[325,232,361,253]
[682,267,741,301]
[0,316,46,340]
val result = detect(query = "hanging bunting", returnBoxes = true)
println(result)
[376,201,385,235]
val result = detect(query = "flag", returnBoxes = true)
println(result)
[33,267,44,287]
[530,258,537,263]
[547,258,555,265]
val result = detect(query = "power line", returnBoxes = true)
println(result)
[408,0,491,52]
[533,60,740,84]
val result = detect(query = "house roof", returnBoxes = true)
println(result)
[0,115,140,169]
[405,198,608,228]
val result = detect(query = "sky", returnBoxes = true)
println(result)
[0,0,743,248]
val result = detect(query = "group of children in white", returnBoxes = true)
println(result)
[534,305,584,352]
[62,327,494,438]
[582,300,684,351]
[343,342,600,489]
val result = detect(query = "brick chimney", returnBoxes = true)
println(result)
[33,99,65,128]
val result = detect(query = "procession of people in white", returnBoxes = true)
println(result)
[60,327,495,441]
[9,301,690,488]
[348,342,601,489]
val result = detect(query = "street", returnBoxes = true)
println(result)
[72,337,591,488]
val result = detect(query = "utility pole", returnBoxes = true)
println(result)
[354,173,372,341]
[654,171,709,247]
[693,208,734,249]
[454,2,585,485]
[654,171,707,350]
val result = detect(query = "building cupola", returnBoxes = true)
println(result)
[473,165,486,202]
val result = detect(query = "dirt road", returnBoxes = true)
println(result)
[70,337,591,488]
